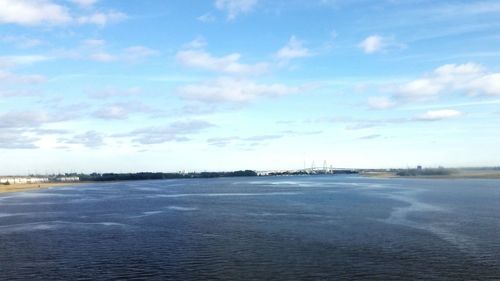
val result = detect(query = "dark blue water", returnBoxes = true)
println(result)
[1,175,500,280]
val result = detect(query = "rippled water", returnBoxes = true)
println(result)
[1,176,500,280]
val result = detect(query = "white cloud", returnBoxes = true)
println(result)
[207,130,321,147]
[73,40,158,63]
[0,89,39,98]
[0,70,45,84]
[176,49,268,75]
[397,63,500,99]
[358,34,404,54]
[77,11,126,26]
[359,134,381,140]
[88,87,141,99]
[415,109,463,121]
[197,13,216,23]
[89,52,116,62]
[432,2,500,17]
[330,30,338,39]
[92,101,150,120]
[434,62,483,77]
[207,134,282,147]
[177,77,308,103]
[117,120,215,144]
[184,37,207,49]
[397,78,444,101]
[368,62,500,109]
[215,0,258,20]
[276,36,312,60]
[467,73,500,96]
[123,46,159,62]
[71,0,98,8]
[367,96,396,109]
[82,38,106,47]
[0,0,71,26]
[61,130,104,148]
[94,105,129,119]
[0,55,50,66]
[359,35,383,54]
[1,35,42,48]
[0,129,38,149]
[0,55,46,99]
[0,0,125,27]
[0,111,55,128]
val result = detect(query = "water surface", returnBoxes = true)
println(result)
[1,175,499,280]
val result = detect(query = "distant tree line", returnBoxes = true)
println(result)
[396,167,456,176]
[71,170,258,182]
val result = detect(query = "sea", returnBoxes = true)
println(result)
[0,175,499,280]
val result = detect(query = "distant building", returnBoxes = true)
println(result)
[0,177,50,184]
[0,176,80,184]
[417,165,422,170]
[53,177,80,182]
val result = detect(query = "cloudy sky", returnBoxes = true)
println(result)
[1,0,500,174]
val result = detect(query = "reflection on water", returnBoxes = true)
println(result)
[1,176,500,280]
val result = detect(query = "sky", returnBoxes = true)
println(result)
[1,0,500,174]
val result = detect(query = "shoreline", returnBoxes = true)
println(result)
[361,171,500,179]
[1,171,499,194]
[0,182,85,194]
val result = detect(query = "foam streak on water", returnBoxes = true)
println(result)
[379,190,481,255]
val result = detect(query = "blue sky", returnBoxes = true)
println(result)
[1,0,500,174]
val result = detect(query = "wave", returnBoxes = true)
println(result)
[0,220,129,234]
[148,192,302,198]
[0,192,77,201]
[167,206,198,211]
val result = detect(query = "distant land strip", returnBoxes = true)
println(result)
[1,167,500,194]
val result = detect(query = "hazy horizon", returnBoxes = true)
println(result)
[1,0,500,174]
[1,164,499,177]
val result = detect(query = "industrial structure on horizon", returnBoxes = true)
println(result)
[257,160,357,176]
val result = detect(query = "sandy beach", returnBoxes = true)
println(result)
[0,182,82,194]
